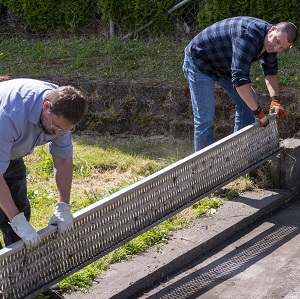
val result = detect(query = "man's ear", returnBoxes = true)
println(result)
[42,101,51,110]
[268,26,277,33]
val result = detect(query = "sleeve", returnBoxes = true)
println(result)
[0,112,18,174]
[231,32,261,87]
[260,53,278,76]
[48,131,73,159]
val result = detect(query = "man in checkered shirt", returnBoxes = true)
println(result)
[183,16,298,152]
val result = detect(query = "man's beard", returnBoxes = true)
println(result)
[41,123,55,135]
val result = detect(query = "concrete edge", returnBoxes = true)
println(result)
[105,190,294,299]
[74,188,299,299]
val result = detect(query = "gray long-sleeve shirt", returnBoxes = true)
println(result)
[0,78,73,174]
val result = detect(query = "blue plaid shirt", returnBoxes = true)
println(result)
[185,16,278,87]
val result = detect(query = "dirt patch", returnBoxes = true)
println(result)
[3,75,300,141]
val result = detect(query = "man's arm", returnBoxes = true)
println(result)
[52,156,73,204]
[48,156,74,233]
[265,74,280,97]
[235,83,259,110]
[235,83,269,127]
[236,75,283,124]
[265,74,285,118]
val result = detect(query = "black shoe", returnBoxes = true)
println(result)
[42,285,64,299]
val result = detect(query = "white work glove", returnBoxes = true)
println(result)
[9,212,41,250]
[48,202,73,234]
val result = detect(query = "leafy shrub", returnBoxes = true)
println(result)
[1,0,97,32]
[198,0,299,28]
[97,0,176,34]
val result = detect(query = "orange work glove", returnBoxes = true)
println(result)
[269,96,285,118]
[253,106,269,127]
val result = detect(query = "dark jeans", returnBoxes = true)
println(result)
[0,159,30,249]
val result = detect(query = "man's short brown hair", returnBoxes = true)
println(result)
[276,21,299,44]
[45,86,87,124]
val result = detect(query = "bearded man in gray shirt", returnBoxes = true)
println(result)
[0,78,87,251]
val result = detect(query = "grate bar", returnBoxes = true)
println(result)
[0,116,280,299]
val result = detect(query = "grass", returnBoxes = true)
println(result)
[0,33,295,297]
[24,135,194,231]
[0,36,185,82]
[24,135,261,298]
[1,35,299,88]
[0,133,259,298]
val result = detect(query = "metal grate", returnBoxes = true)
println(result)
[0,116,280,299]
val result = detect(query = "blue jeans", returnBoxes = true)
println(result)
[0,159,30,249]
[183,53,256,152]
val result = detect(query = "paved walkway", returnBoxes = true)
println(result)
[140,193,300,299]
[64,188,299,299]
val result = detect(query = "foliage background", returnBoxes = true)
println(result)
[198,0,299,28]
[0,0,299,36]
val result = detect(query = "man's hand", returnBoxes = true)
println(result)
[253,106,269,127]
[269,97,285,118]
[48,202,73,234]
[9,212,40,249]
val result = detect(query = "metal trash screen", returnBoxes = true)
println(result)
[0,116,280,299]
